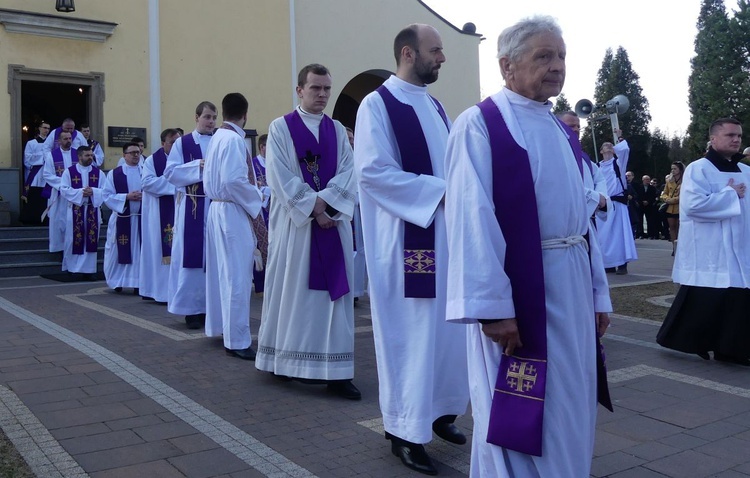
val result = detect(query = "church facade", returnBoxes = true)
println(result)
[0,0,480,221]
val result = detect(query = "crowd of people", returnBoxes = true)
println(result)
[19,14,749,477]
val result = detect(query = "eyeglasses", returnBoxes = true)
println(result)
[125,151,140,156]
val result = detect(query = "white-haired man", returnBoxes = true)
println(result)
[444,16,612,477]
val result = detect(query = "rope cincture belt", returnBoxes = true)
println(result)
[540,235,588,251]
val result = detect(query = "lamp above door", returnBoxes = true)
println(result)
[55,0,75,13]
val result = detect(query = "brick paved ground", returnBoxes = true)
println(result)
[0,238,748,477]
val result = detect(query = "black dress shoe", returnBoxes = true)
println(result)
[225,347,256,361]
[386,433,437,476]
[133,288,139,296]
[185,313,205,330]
[605,267,616,273]
[432,421,467,445]
[327,380,362,400]
[114,287,123,293]
[616,264,628,275]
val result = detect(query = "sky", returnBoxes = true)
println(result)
[424,0,741,136]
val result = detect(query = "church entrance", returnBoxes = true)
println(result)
[7,65,105,223]
[332,69,392,131]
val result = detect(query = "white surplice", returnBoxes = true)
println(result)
[584,160,611,221]
[353,75,469,444]
[444,88,612,478]
[103,164,142,289]
[139,150,175,302]
[255,107,356,380]
[351,195,367,298]
[43,128,88,152]
[59,164,105,273]
[42,148,76,252]
[595,140,637,267]
[24,138,46,185]
[673,158,750,287]
[203,122,263,349]
[164,130,212,315]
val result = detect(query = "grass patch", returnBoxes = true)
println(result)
[0,428,33,478]
[610,281,679,322]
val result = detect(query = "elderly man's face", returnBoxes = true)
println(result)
[61,121,75,133]
[162,133,180,156]
[642,175,651,186]
[625,171,634,182]
[501,31,566,102]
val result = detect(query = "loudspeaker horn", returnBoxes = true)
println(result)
[574,99,595,118]
[605,95,629,115]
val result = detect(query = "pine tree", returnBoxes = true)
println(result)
[581,47,652,176]
[686,0,746,156]
[552,93,572,114]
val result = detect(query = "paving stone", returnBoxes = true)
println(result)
[105,414,164,431]
[711,470,750,478]
[88,459,185,478]
[60,429,144,455]
[8,374,96,394]
[17,388,90,405]
[600,414,684,442]
[623,441,681,461]
[594,430,641,457]
[591,451,645,477]
[28,400,82,414]
[694,437,750,465]
[75,440,184,472]
[644,400,736,429]
[123,397,168,415]
[686,421,747,441]
[50,423,111,440]
[168,433,221,454]
[658,432,710,449]
[133,421,198,442]
[168,448,251,477]
[79,391,144,407]
[645,450,734,478]
[37,403,137,429]
[81,382,136,397]
[608,468,671,478]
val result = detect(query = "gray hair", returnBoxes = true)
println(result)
[496,15,562,62]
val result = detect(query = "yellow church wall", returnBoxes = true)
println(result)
[293,0,481,121]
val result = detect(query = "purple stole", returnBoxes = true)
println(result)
[69,165,101,255]
[478,96,609,457]
[112,167,141,264]
[283,110,349,301]
[51,128,78,150]
[180,134,206,269]
[376,85,449,298]
[42,148,78,199]
[152,148,175,263]
[21,137,45,202]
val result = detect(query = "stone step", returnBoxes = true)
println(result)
[0,236,106,252]
[0,260,103,279]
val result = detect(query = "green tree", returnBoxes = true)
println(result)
[686,0,747,156]
[730,0,750,147]
[649,129,672,179]
[552,93,572,114]
[581,47,652,175]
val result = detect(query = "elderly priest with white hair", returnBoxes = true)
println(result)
[444,15,613,477]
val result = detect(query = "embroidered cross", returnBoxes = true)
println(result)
[56,166,65,176]
[72,176,81,185]
[506,361,538,393]
[300,150,321,191]
[118,234,129,246]
[90,174,98,183]
[163,224,173,244]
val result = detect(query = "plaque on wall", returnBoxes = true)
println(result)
[108,126,147,148]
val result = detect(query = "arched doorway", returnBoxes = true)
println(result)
[332,69,392,130]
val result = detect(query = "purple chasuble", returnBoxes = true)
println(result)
[478,97,600,457]
[152,148,175,261]
[42,148,78,199]
[69,165,101,255]
[282,110,349,301]
[180,134,206,268]
[376,85,449,299]
[252,156,269,224]
[112,167,141,265]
